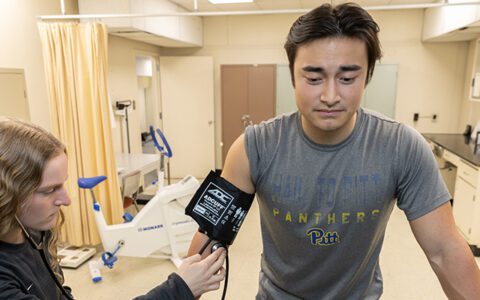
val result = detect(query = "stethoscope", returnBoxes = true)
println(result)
[15,216,74,300]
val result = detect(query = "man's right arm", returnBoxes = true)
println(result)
[187,133,255,257]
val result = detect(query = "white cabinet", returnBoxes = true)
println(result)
[78,0,203,47]
[453,176,476,242]
[452,160,480,244]
[443,149,460,166]
[428,139,480,251]
[422,4,480,42]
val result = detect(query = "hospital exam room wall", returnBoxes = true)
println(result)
[371,10,467,135]
[160,8,467,169]
[458,40,480,133]
[0,0,78,130]
[108,35,162,154]
[0,1,163,156]
[1,3,469,170]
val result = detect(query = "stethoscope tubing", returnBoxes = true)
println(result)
[16,216,74,300]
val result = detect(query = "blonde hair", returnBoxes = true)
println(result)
[0,117,67,282]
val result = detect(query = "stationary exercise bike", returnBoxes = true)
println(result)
[77,127,199,275]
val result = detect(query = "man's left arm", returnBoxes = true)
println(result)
[410,202,480,299]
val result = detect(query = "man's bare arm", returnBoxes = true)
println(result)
[187,134,255,257]
[410,202,480,299]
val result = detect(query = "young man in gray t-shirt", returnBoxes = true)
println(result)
[188,3,480,299]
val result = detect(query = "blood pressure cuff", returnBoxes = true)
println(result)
[185,170,255,246]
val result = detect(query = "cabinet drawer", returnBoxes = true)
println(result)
[457,160,479,188]
[443,150,460,166]
[452,176,476,242]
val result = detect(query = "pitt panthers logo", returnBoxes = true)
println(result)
[306,228,340,246]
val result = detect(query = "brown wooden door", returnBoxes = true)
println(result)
[221,64,276,165]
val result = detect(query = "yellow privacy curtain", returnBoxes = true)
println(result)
[38,22,123,245]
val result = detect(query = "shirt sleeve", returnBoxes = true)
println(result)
[244,125,261,185]
[395,125,451,220]
[0,278,41,300]
[132,272,195,300]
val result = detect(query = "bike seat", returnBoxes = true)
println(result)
[78,176,107,189]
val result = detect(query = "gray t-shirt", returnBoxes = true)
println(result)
[244,108,451,300]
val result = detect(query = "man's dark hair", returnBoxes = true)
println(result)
[284,2,382,86]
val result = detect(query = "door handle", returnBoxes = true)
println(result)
[241,114,253,127]
[241,114,250,121]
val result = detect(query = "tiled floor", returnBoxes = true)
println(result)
[64,201,480,299]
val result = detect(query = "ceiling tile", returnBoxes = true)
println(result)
[212,2,259,10]
[389,0,438,4]
[299,0,327,9]
[168,0,445,12]
[334,0,392,6]
[256,0,303,10]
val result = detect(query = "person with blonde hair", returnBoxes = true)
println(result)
[0,117,226,299]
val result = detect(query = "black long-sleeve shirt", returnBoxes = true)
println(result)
[133,273,195,300]
[0,238,69,299]
[0,233,194,300]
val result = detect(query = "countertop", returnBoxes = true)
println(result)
[423,133,480,167]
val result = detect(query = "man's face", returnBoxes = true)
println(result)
[18,153,71,231]
[293,37,368,144]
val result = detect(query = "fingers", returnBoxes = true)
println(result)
[203,270,225,293]
[208,268,225,283]
[181,253,201,266]
[204,282,221,292]
[215,266,226,277]
[202,246,225,265]
[208,249,226,274]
